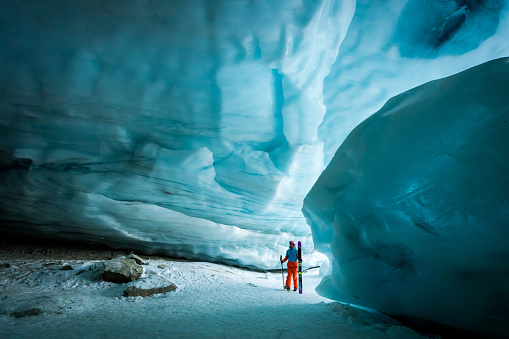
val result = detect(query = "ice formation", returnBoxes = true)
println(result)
[320,0,509,164]
[0,0,508,285]
[303,57,509,337]
[0,0,355,268]
[1,0,509,335]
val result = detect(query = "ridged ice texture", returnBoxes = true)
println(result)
[321,0,509,165]
[303,57,509,337]
[0,0,355,268]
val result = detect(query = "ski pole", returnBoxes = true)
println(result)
[280,255,284,287]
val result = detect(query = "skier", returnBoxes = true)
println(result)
[281,240,299,291]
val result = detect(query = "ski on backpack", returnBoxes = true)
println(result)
[298,241,302,294]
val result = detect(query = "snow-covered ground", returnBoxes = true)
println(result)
[0,243,437,338]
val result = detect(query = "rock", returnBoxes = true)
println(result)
[127,253,147,265]
[124,283,177,297]
[123,275,177,297]
[157,264,167,269]
[0,263,11,268]
[103,258,143,283]
[10,308,44,318]
[61,264,73,270]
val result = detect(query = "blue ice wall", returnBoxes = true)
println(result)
[1,0,509,278]
[303,57,509,337]
[0,0,355,268]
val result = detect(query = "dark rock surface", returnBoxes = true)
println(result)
[124,283,177,297]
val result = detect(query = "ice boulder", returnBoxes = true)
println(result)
[303,57,509,337]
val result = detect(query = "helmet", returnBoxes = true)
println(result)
[289,241,296,246]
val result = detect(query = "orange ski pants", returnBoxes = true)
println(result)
[286,261,298,288]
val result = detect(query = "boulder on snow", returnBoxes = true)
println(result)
[103,258,143,283]
[124,283,177,297]
[127,253,147,265]
[123,275,177,297]
[10,308,44,318]
[60,264,73,270]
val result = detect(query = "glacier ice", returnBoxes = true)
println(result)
[303,57,509,337]
[0,0,355,269]
[1,0,509,280]
[321,0,509,164]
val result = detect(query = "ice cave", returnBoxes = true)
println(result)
[1,0,508,338]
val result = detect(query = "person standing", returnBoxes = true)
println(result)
[281,241,298,291]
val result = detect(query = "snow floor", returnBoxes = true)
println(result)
[0,252,439,338]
